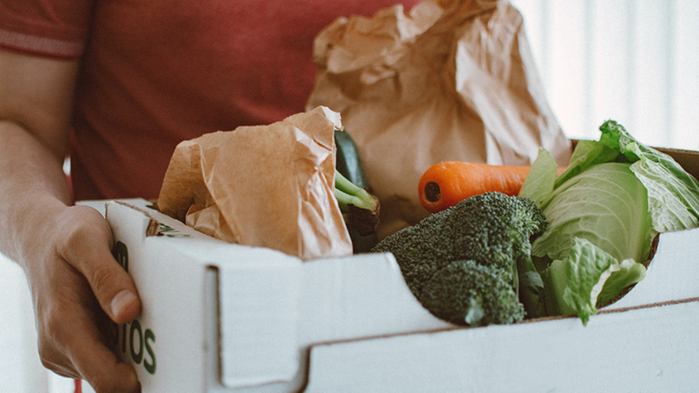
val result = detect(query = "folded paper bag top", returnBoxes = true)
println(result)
[156,106,353,260]
[307,0,572,238]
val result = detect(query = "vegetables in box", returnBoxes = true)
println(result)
[520,120,699,323]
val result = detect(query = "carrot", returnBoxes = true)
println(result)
[418,161,565,214]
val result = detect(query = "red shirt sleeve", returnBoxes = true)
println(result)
[0,0,94,58]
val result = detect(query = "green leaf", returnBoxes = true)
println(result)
[531,162,653,265]
[596,258,646,307]
[542,238,646,325]
[599,120,699,232]
[553,140,622,189]
[519,148,558,207]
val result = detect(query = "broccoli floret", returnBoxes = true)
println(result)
[372,192,547,326]
[421,260,525,326]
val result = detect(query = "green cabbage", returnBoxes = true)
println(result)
[519,120,699,324]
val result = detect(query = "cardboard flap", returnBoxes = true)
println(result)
[110,201,160,237]
[303,299,699,393]
[106,200,160,241]
[298,252,451,345]
[216,249,451,390]
[104,200,212,392]
[217,252,303,388]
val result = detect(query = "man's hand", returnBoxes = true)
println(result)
[23,203,142,392]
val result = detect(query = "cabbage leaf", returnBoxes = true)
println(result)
[519,120,699,323]
[540,238,646,325]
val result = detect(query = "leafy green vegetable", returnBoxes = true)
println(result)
[520,120,699,324]
[531,161,653,265]
[540,238,646,324]
[598,121,699,232]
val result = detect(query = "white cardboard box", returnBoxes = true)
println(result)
[98,199,451,393]
[87,148,699,393]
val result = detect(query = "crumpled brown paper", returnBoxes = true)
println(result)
[156,106,353,260]
[306,0,572,238]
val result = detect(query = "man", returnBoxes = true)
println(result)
[0,1,420,390]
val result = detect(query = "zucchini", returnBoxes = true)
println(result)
[335,129,379,253]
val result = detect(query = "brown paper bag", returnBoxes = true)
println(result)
[156,106,353,260]
[306,0,572,238]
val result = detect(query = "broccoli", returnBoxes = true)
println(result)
[372,192,547,326]
[420,260,525,325]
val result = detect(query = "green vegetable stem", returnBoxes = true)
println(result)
[334,129,380,253]
[334,169,380,237]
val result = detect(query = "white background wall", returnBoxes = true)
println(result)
[0,254,93,392]
[1,1,697,391]
[512,0,699,150]
[0,256,47,392]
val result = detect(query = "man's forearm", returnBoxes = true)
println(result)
[0,120,72,263]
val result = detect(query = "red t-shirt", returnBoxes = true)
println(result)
[0,0,420,200]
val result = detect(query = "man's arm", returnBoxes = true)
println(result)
[0,48,142,392]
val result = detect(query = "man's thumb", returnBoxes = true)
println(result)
[58,205,142,324]
[109,289,140,323]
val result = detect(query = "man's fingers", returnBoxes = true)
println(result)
[70,331,141,393]
[87,263,140,324]
[56,205,141,324]
[39,357,81,380]
[34,266,141,392]
[61,303,141,393]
